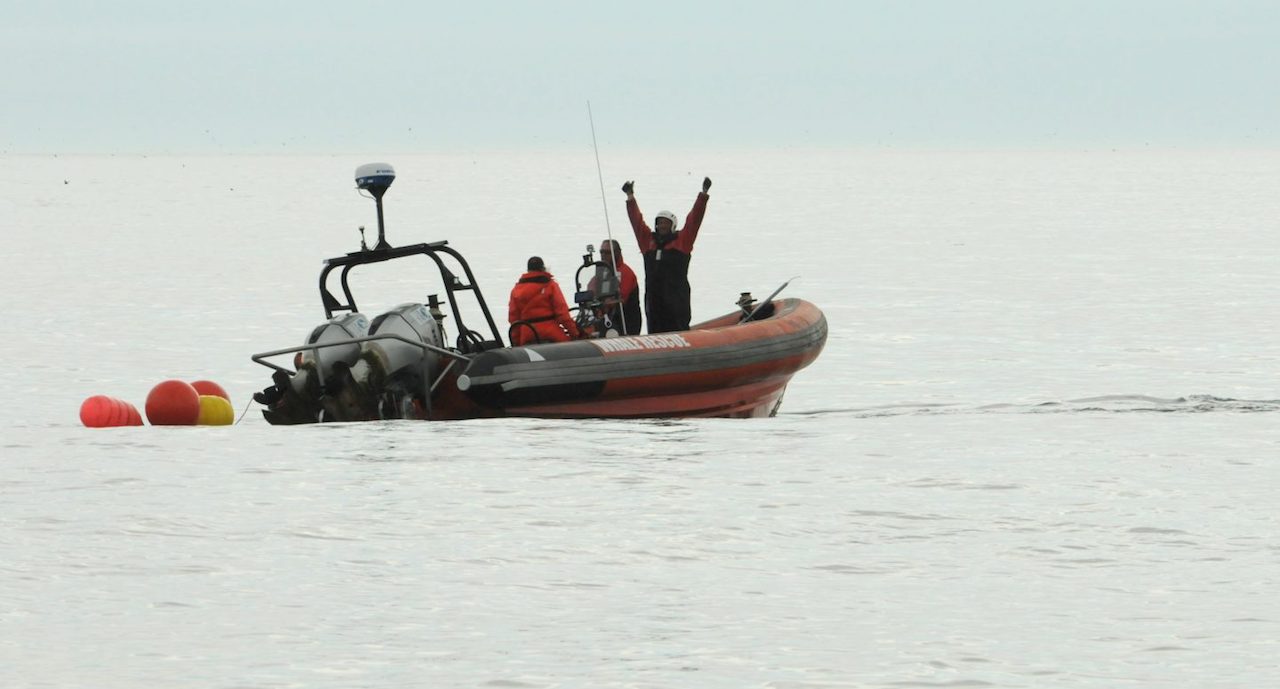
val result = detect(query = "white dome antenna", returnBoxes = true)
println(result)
[355,163,396,250]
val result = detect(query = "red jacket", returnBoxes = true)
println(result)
[588,256,642,335]
[508,271,581,345]
[627,192,709,255]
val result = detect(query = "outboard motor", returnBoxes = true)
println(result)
[255,313,370,424]
[304,313,371,373]
[323,303,444,421]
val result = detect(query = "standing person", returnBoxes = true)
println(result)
[622,176,711,333]
[587,239,642,336]
[508,256,581,346]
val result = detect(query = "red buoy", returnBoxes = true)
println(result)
[145,380,201,426]
[191,379,230,402]
[80,395,144,428]
[126,402,143,426]
[106,398,127,427]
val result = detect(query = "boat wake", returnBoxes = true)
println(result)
[788,394,1280,418]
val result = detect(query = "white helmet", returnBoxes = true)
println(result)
[654,210,678,231]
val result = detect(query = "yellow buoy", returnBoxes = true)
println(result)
[196,394,235,426]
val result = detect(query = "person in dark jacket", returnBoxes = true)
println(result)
[508,256,581,346]
[587,239,642,336]
[623,176,711,333]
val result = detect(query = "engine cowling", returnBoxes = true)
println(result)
[257,313,370,424]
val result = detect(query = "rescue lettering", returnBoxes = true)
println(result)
[589,333,692,353]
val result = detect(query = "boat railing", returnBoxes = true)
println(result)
[250,333,473,397]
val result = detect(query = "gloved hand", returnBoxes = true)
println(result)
[702,176,712,192]
[621,180,634,195]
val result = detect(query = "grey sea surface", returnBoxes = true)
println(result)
[2,150,1279,687]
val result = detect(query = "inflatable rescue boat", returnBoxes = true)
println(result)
[250,163,827,423]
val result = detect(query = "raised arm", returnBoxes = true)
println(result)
[623,180,655,252]
[674,177,711,252]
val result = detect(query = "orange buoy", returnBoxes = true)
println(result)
[191,380,230,402]
[145,380,201,425]
[80,395,144,428]
[196,394,235,426]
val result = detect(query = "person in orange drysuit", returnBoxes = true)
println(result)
[508,256,582,346]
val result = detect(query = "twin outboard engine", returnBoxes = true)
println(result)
[255,304,444,423]
[255,313,370,424]
[324,303,443,421]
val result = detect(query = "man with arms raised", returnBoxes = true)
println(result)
[622,176,711,333]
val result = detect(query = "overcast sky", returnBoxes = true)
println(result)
[2,1,1277,153]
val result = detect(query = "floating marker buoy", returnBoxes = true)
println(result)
[79,396,112,428]
[80,395,144,428]
[196,394,234,426]
[145,380,201,425]
[191,379,230,402]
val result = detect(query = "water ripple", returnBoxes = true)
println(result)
[791,394,1280,418]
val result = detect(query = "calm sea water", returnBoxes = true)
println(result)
[3,149,1279,688]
